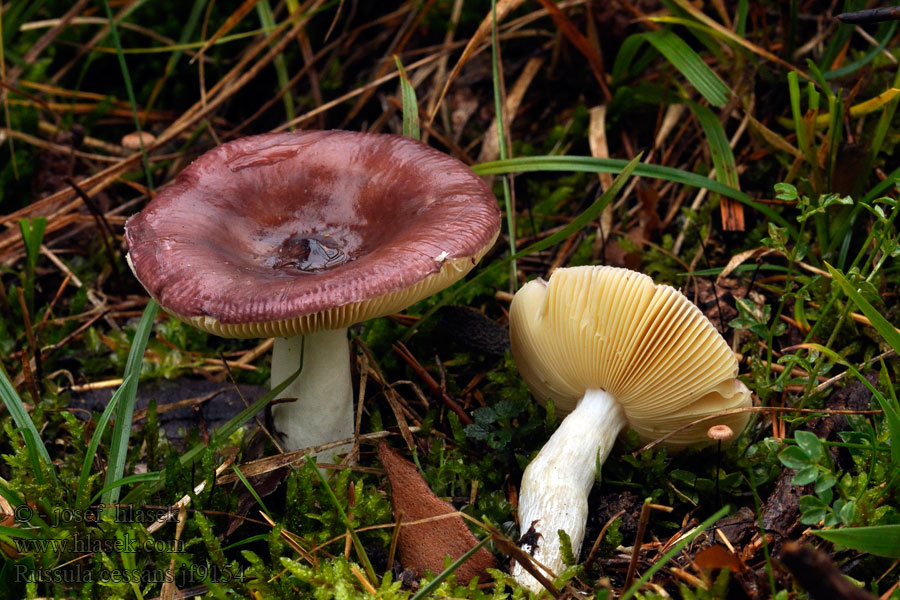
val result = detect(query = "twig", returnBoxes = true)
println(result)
[392,342,473,425]
[215,429,421,483]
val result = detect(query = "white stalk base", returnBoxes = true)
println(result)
[512,389,627,594]
[270,328,355,460]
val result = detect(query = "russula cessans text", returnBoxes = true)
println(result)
[508,266,751,592]
[125,130,500,456]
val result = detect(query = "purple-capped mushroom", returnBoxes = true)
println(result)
[125,130,500,456]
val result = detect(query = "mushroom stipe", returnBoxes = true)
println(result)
[508,266,751,592]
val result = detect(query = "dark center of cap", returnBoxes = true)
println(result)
[271,234,353,272]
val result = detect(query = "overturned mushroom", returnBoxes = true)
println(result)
[508,266,751,592]
[125,130,499,456]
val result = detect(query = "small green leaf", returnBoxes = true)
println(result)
[815,472,837,495]
[795,431,826,462]
[17,218,46,268]
[814,525,900,558]
[393,56,420,140]
[774,182,799,201]
[791,465,819,486]
[778,446,811,469]
[559,529,576,567]
[798,495,828,525]
[826,262,900,355]
[838,500,856,525]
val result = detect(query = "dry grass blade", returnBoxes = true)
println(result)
[477,520,562,597]
[533,0,606,89]
[665,0,811,80]
[478,56,542,163]
[215,429,419,483]
[427,0,526,125]
[275,50,444,131]
[0,2,320,235]
[146,457,234,535]
[191,0,261,64]
[340,1,431,126]
[48,0,143,84]
[159,503,188,600]
[392,342,472,426]
[260,511,317,566]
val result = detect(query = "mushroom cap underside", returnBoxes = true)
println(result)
[509,266,752,446]
[125,130,500,337]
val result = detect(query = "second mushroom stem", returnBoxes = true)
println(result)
[512,388,628,593]
[270,328,355,458]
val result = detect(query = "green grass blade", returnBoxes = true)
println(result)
[393,56,420,140]
[17,218,45,270]
[644,29,730,106]
[0,525,40,540]
[814,524,900,558]
[826,263,900,354]
[306,460,377,585]
[18,217,46,316]
[825,21,897,80]
[232,465,272,520]
[611,33,648,83]
[803,341,900,466]
[512,155,641,256]
[143,0,205,115]
[179,362,302,466]
[824,91,843,192]
[472,155,794,233]
[870,61,900,162]
[100,0,154,191]
[686,99,740,190]
[0,363,54,484]
[788,70,821,190]
[403,155,643,343]
[257,0,295,123]
[409,535,491,599]
[75,373,133,509]
[101,299,158,509]
[121,361,303,505]
[490,0,516,289]
[91,472,162,506]
[621,505,731,600]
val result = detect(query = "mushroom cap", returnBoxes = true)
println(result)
[125,130,500,338]
[707,423,735,441]
[509,266,751,447]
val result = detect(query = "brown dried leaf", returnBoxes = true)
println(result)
[377,442,496,583]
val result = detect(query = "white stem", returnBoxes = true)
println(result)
[270,328,354,459]
[511,389,627,594]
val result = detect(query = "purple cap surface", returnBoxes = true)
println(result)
[125,130,500,337]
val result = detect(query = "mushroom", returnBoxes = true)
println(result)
[125,130,499,456]
[508,266,751,592]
